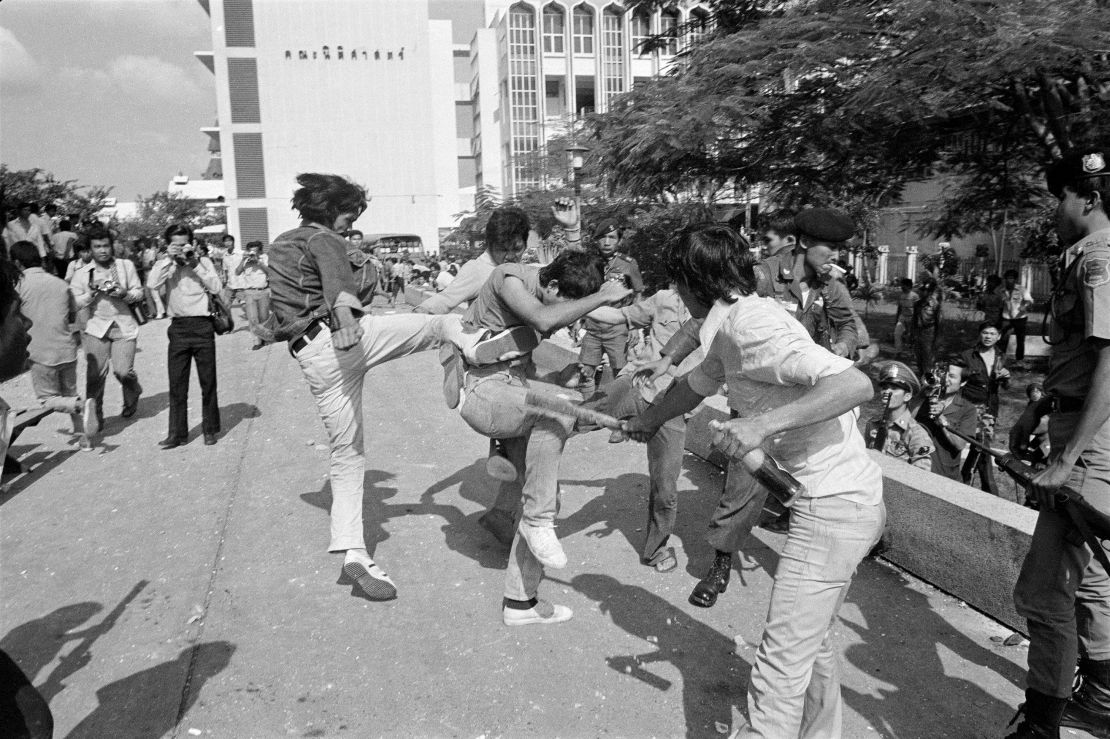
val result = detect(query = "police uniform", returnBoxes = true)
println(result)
[866,362,935,469]
[754,253,859,355]
[1009,150,1110,736]
[579,251,644,376]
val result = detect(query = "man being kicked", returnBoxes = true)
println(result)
[624,223,883,737]
[455,219,630,625]
[865,361,934,470]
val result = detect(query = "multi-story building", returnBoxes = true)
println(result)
[193,0,705,251]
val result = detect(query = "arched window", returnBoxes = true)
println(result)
[601,6,624,107]
[572,4,594,55]
[660,8,679,56]
[688,7,710,47]
[542,4,565,54]
[630,8,650,56]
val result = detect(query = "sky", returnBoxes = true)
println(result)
[1,0,215,201]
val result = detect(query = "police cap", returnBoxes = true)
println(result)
[1046,148,1110,197]
[793,208,856,245]
[877,361,920,395]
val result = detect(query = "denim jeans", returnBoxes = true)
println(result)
[293,312,463,552]
[84,324,140,419]
[459,371,571,600]
[242,288,270,333]
[737,495,886,739]
[1014,412,1110,698]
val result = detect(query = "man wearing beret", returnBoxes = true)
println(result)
[1006,149,1110,739]
[865,361,934,469]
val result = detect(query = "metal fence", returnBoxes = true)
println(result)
[879,256,1053,302]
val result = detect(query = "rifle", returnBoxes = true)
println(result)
[870,390,895,452]
[946,427,1110,572]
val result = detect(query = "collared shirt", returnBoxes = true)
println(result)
[233,253,268,290]
[416,250,496,314]
[754,251,858,354]
[622,289,693,368]
[223,251,245,290]
[584,252,644,340]
[1001,285,1033,320]
[70,259,145,340]
[916,393,978,479]
[687,295,883,505]
[147,257,222,318]
[1044,227,1110,398]
[16,267,78,366]
[865,411,935,470]
[3,218,47,257]
[50,231,78,261]
[267,225,362,332]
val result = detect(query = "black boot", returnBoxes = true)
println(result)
[689,551,731,608]
[1062,658,1110,738]
[1004,690,1067,739]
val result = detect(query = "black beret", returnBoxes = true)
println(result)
[1046,149,1110,197]
[592,218,622,239]
[794,208,855,244]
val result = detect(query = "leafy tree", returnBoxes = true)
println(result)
[114,191,219,243]
[1,165,113,223]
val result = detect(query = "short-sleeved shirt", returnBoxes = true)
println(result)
[463,262,542,335]
[16,267,78,366]
[1044,227,1110,398]
[584,252,644,340]
[1001,285,1033,320]
[686,294,882,505]
[915,394,979,479]
[865,413,935,470]
[50,231,78,261]
[621,289,691,365]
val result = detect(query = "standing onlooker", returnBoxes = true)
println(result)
[211,234,234,296]
[912,276,943,376]
[235,240,269,350]
[999,268,1034,362]
[2,203,49,261]
[70,223,145,431]
[64,239,93,284]
[435,263,457,292]
[915,356,978,480]
[140,240,166,319]
[961,321,1011,417]
[49,219,78,265]
[148,225,223,448]
[892,278,918,354]
[9,241,93,448]
[978,273,1005,327]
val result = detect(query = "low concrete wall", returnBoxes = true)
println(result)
[405,285,1036,631]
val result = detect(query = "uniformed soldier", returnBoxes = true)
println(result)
[1006,149,1110,738]
[865,361,934,469]
[754,207,859,358]
[573,219,644,397]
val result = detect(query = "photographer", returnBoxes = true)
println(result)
[147,224,223,448]
[234,240,269,350]
[70,223,145,434]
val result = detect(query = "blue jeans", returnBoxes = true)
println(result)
[459,371,571,600]
[1014,412,1110,697]
[737,495,885,739]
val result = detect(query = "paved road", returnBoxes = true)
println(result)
[0,305,1089,738]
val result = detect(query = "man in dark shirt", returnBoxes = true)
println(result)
[915,356,979,480]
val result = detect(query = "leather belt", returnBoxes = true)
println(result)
[289,318,327,355]
[1050,395,1085,413]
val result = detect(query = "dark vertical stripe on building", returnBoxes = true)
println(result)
[224,0,255,47]
[228,58,261,124]
[233,133,266,198]
[238,208,270,246]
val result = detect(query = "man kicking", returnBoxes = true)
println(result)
[623,223,883,737]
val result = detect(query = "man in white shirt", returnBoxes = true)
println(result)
[1000,268,1035,362]
[624,224,883,739]
[148,224,223,448]
[69,223,145,431]
[235,240,270,350]
[3,203,49,261]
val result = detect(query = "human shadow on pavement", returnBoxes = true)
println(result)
[192,401,261,439]
[419,458,525,570]
[1,445,79,504]
[300,470,400,557]
[66,640,235,739]
[95,391,169,439]
[568,573,748,739]
[839,563,1026,738]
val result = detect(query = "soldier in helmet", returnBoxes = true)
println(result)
[865,361,934,470]
[1006,149,1110,738]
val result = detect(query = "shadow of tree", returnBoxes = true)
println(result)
[66,640,235,739]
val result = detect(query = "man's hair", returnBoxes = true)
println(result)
[347,229,363,239]
[978,320,1000,332]
[986,274,1002,287]
[291,173,368,225]
[9,241,42,268]
[538,249,604,300]
[245,240,264,250]
[164,224,193,243]
[58,219,72,232]
[44,204,57,213]
[18,201,37,212]
[222,234,235,243]
[85,223,114,245]
[1026,382,1043,399]
[665,223,756,306]
[1003,269,1018,280]
[900,277,913,289]
[765,213,796,239]
[944,355,969,379]
[486,206,530,251]
[0,258,20,322]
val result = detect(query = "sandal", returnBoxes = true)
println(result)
[648,547,678,573]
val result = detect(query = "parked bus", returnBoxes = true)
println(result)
[362,233,424,258]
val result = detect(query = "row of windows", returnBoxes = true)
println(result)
[536,4,710,57]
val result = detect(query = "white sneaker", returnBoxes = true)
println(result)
[82,398,100,438]
[342,551,397,601]
[503,599,573,626]
[518,523,567,569]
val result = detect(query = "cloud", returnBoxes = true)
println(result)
[0,26,42,95]
[61,54,205,100]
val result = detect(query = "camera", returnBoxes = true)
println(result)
[97,278,120,294]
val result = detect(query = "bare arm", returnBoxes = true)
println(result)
[500,276,630,334]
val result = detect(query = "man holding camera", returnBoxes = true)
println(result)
[234,240,270,350]
[70,223,145,434]
[147,224,223,448]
